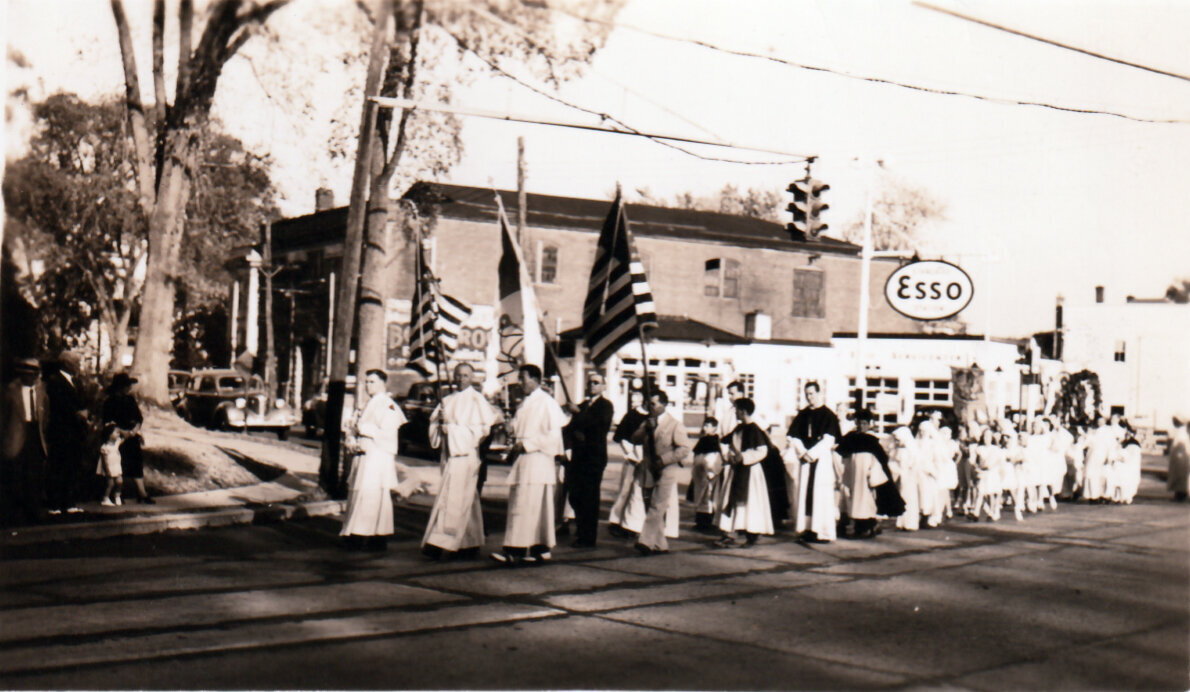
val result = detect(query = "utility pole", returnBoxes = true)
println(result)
[517,137,528,250]
[262,221,283,403]
[321,0,393,497]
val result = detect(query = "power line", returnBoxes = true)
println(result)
[915,2,1190,84]
[438,27,805,165]
[550,6,1190,126]
[368,96,815,162]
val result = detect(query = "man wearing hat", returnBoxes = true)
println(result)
[837,408,903,539]
[43,351,89,515]
[2,358,48,524]
[103,372,154,504]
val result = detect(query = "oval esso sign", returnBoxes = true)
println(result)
[884,260,974,321]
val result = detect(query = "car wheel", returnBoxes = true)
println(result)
[276,427,289,441]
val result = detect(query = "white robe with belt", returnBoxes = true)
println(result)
[786,434,838,540]
[422,387,499,552]
[504,388,568,549]
[340,393,405,537]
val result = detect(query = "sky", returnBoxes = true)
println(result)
[5,0,1190,341]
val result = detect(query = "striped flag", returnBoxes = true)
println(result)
[582,194,658,365]
[407,239,473,377]
[494,196,545,382]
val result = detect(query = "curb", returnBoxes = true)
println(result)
[0,499,347,547]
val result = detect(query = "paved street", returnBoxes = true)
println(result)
[1,471,1186,691]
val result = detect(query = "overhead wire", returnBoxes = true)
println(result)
[549,6,1190,126]
[436,25,806,165]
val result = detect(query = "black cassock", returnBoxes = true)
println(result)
[726,422,788,524]
[787,406,842,516]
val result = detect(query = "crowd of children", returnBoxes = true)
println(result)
[677,400,1145,547]
[872,410,1143,532]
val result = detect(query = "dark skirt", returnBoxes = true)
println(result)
[119,435,145,479]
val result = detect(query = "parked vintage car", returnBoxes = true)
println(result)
[179,368,297,439]
[301,381,355,438]
[168,370,192,409]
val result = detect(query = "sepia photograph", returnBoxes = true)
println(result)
[1,0,1188,689]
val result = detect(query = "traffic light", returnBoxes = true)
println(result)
[787,177,830,241]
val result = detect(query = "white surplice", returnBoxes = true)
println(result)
[422,387,500,552]
[340,392,406,537]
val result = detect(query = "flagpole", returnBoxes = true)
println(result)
[491,190,572,404]
[415,224,446,403]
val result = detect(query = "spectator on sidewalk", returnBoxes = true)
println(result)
[340,369,406,551]
[44,352,89,516]
[101,373,154,504]
[421,364,500,561]
[2,357,48,525]
[97,422,123,506]
[491,364,568,566]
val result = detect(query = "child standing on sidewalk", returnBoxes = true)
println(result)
[97,424,123,506]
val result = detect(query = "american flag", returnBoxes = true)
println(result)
[582,194,658,365]
[407,240,472,377]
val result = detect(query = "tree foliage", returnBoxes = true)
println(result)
[838,176,946,252]
[632,184,783,222]
[1165,279,1189,303]
[2,93,275,371]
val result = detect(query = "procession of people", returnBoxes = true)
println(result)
[337,367,1183,563]
[4,353,1184,557]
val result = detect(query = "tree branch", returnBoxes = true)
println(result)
[152,0,168,127]
[177,0,194,100]
[109,0,157,218]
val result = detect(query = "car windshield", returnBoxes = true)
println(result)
[218,376,245,390]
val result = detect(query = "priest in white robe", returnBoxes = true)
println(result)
[491,364,569,565]
[340,369,406,550]
[422,364,500,560]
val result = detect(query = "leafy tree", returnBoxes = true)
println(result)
[109,0,289,406]
[1165,279,1189,303]
[632,184,783,222]
[3,94,275,372]
[838,176,946,252]
[339,0,624,382]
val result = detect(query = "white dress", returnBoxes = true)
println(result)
[340,393,406,537]
[504,388,568,549]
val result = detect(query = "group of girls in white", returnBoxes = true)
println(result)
[892,411,1143,529]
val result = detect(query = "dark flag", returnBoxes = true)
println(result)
[582,194,657,364]
[407,240,472,377]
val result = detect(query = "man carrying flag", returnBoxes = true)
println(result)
[581,193,661,548]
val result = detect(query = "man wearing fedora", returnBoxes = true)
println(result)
[3,357,48,524]
[102,372,154,504]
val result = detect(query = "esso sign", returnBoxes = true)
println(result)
[884,260,974,321]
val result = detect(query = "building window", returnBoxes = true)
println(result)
[539,244,558,284]
[792,268,825,318]
[1113,340,1126,362]
[737,373,755,399]
[850,376,899,433]
[703,258,740,299]
[704,259,721,297]
[914,379,951,404]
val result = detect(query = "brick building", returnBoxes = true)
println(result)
[239,182,1021,430]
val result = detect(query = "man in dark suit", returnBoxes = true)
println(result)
[563,371,614,549]
[2,357,48,524]
[43,352,89,515]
